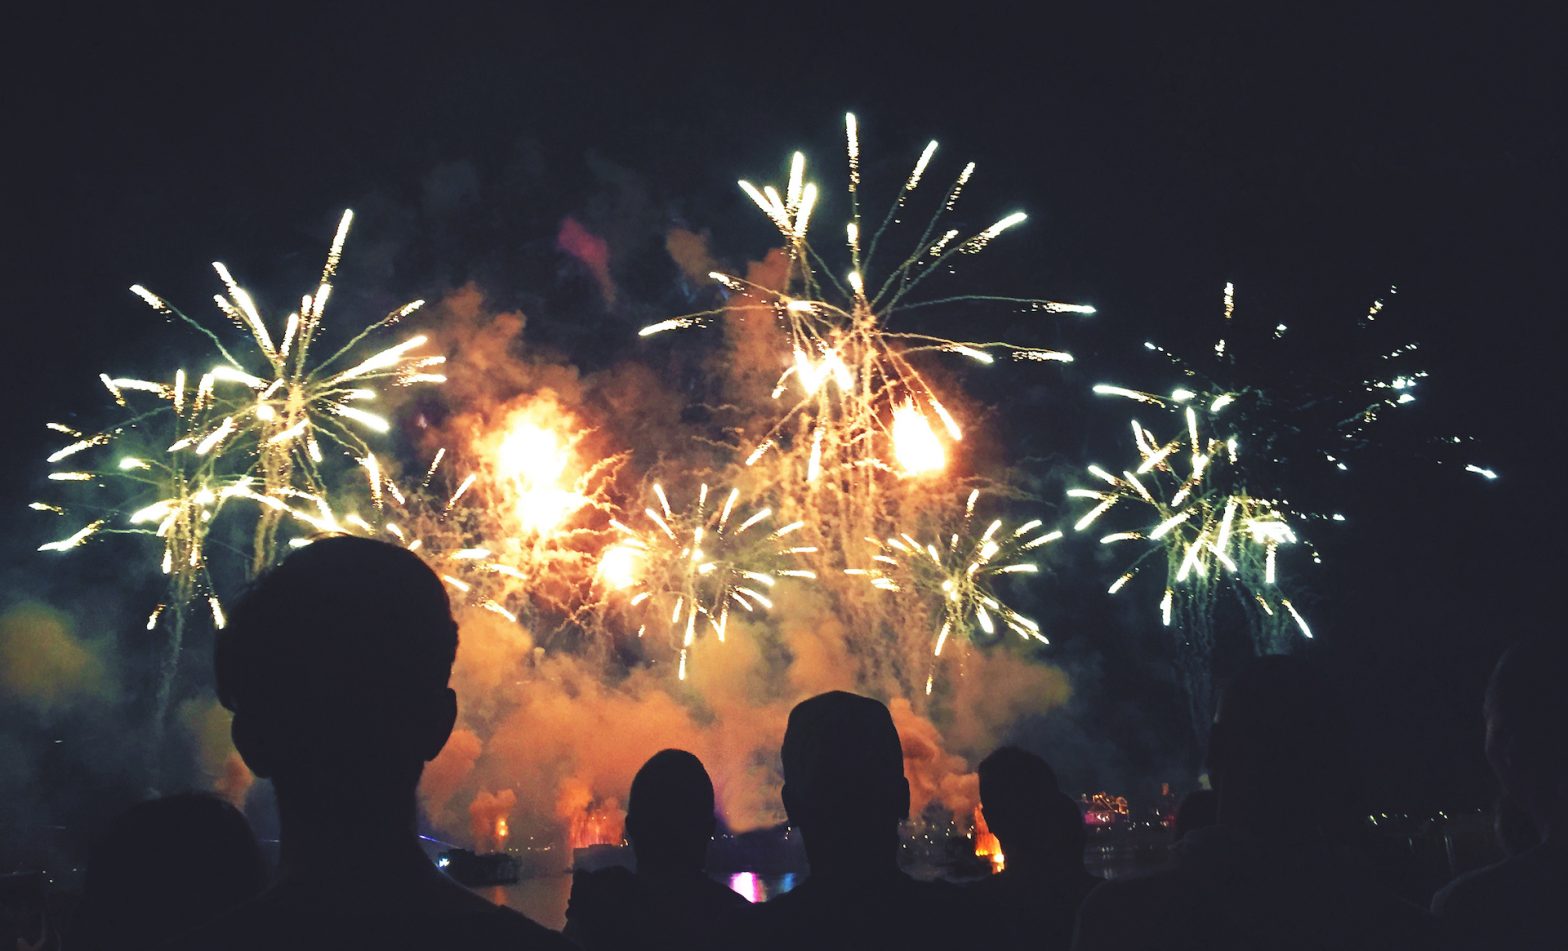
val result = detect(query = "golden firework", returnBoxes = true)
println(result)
[1070,383,1311,641]
[642,114,1092,484]
[128,210,444,570]
[848,489,1057,694]
[598,483,817,679]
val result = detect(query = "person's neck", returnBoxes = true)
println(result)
[801,827,900,881]
[635,858,705,879]
[1217,785,1322,845]
[274,777,429,888]
[995,845,1078,878]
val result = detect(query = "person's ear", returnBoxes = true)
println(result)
[231,712,274,779]
[419,687,458,762]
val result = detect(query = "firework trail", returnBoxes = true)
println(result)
[847,489,1057,696]
[597,482,816,680]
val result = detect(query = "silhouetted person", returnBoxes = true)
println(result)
[970,747,1099,951]
[1172,788,1217,844]
[1431,638,1568,949]
[747,691,969,951]
[1073,656,1442,951]
[563,749,748,950]
[174,536,570,950]
[76,792,266,950]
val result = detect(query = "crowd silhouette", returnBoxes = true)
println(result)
[12,536,1559,949]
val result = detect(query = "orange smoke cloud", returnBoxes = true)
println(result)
[891,697,981,820]
[179,697,254,808]
[422,726,482,820]
[664,227,718,284]
[0,602,111,713]
[394,285,1071,852]
[470,788,517,851]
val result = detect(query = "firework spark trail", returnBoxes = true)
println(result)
[847,489,1057,695]
[1140,283,1493,484]
[640,114,1092,489]
[1074,281,1500,659]
[129,210,444,572]
[38,371,255,626]
[36,368,262,746]
[1071,383,1310,645]
[597,483,816,679]
[263,451,527,624]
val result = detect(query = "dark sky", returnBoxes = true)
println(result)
[5,4,1561,813]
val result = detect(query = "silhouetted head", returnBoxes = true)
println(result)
[1206,655,1357,829]
[1484,638,1568,836]
[79,792,266,951]
[1173,788,1218,842]
[780,692,909,864]
[978,746,1061,861]
[625,749,716,874]
[216,536,459,801]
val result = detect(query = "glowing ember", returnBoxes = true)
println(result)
[891,401,947,476]
[972,805,1005,873]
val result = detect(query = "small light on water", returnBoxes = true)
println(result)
[728,871,763,904]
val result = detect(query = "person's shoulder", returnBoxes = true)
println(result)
[1432,845,1565,918]
[1071,869,1195,950]
[163,883,571,951]
[566,865,638,912]
[1079,867,1187,909]
[465,903,575,950]
[1432,855,1514,916]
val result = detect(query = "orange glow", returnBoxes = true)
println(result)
[891,401,946,476]
[597,543,641,591]
[973,805,1005,873]
[568,805,625,851]
[495,817,510,845]
[491,406,589,535]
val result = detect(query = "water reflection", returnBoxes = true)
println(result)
[726,871,797,903]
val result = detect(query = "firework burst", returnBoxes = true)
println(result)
[128,210,444,571]
[1071,383,1312,640]
[38,369,254,630]
[597,482,816,679]
[37,368,259,734]
[1141,283,1492,491]
[266,449,525,624]
[641,114,1092,486]
[848,489,1057,694]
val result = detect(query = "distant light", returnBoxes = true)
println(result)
[1465,464,1498,480]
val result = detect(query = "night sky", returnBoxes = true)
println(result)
[4,4,1561,833]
